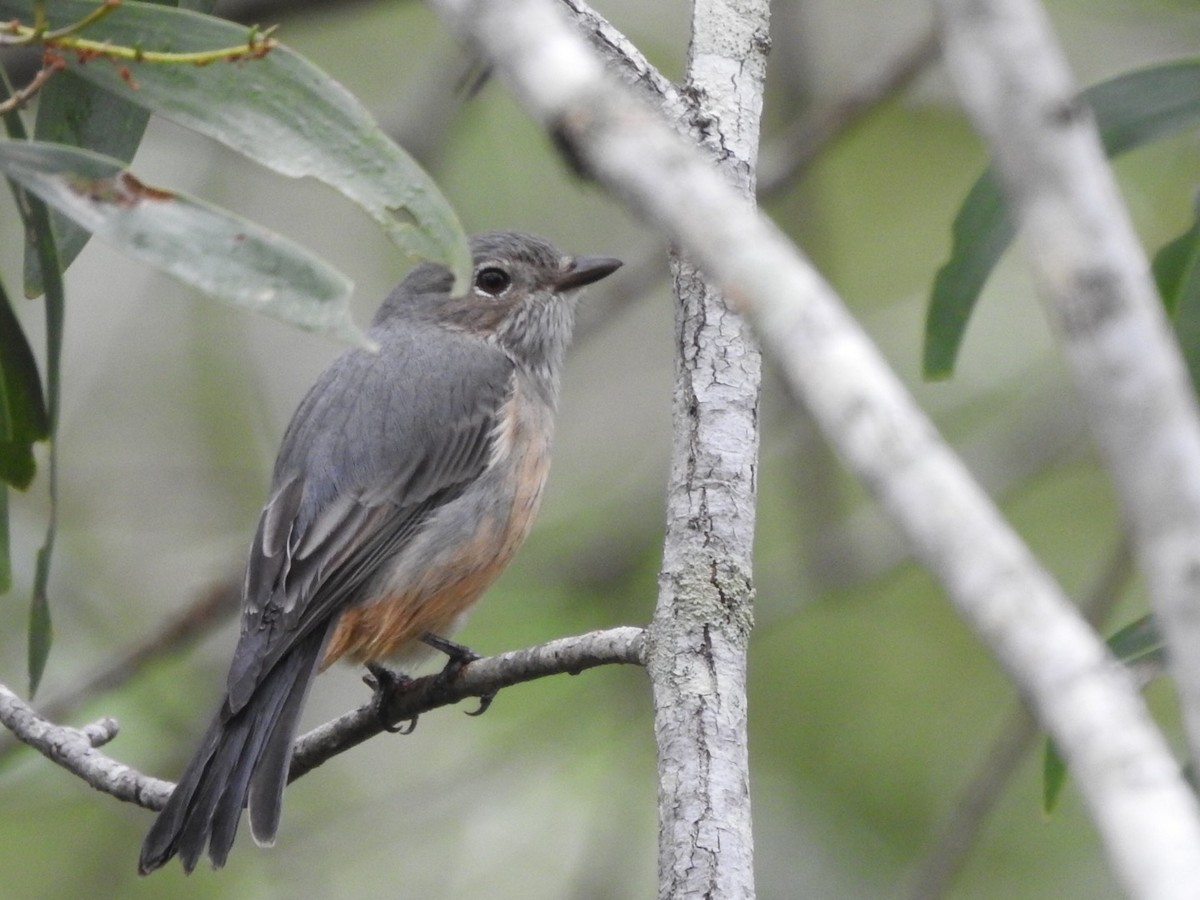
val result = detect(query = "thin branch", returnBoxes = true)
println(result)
[557,0,685,119]
[0,681,173,809]
[423,0,1200,892]
[0,577,239,762]
[0,628,644,811]
[291,626,644,781]
[936,0,1200,852]
[576,22,940,348]
[757,22,940,194]
[0,60,62,115]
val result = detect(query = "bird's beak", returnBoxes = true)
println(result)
[555,255,623,292]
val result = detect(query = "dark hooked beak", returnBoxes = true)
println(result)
[555,255,623,292]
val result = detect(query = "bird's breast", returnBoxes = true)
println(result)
[321,373,555,667]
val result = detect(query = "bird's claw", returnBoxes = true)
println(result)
[363,661,417,734]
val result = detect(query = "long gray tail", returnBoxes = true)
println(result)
[138,626,327,874]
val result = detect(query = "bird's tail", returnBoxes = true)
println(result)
[138,626,326,874]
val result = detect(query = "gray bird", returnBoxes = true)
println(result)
[138,231,622,874]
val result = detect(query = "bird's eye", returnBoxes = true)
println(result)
[475,266,512,296]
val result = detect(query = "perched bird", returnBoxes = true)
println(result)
[138,231,621,874]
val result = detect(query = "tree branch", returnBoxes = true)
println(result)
[289,627,644,782]
[0,628,644,811]
[577,21,941,347]
[423,0,1200,892]
[648,0,768,896]
[557,0,685,119]
[0,681,173,809]
[0,577,239,762]
[757,22,940,194]
[936,0,1200,778]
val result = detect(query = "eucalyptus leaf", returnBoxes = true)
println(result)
[925,59,1200,379]
[0,485,8,593]
[24,0,189,295]
[1155,201,1200,392]
[20,156,63,699]
[0,279,49,489]
[0,140,365,343]
[28,538,53,696]
[0,0,471,287]
[1043,740,1067,815]
[1106,614,1165,668]
[26,70,152,296]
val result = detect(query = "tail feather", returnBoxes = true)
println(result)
[138,627,327,875]
[248,653,321,845]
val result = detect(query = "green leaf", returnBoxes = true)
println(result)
[924,171,1011,379]
[1156,201,1200,394]
[1154,209,1200,318]
[19,151,64,700]
[0,140,365,342]
[1043,739,1067,815]
[925,59,1200,379]
[0,0,471,287]
[0,485,9,593]
[1,49,63,682]
[0,277,50,489]
[1106,614,1165,668]
[25,70,151,295]
[24,0,188,295]
[28,538,54,696]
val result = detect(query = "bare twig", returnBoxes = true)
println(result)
[0,628,644,811]
[0,577,239,762]
[424,0,1200,892]
[0,681,173,809]
[0,61,62,115]
[575,22,942,347]
[557,0,685,119]
[757,23,940,194]
[290,626,644,781]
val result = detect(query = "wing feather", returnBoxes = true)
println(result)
[226,324,514,713]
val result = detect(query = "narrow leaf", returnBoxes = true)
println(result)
[1043,740,1067,815]
[25,70,152,295]
[0,140,364,343]
[24,0,188,294]
[1106,614,1165,668]
[0,485,9,593]
[0,56,61,690]
[28,539,54,695]
[1156,202,1200,393]
[22,162,63,699]
[0,277,50,489]
[0,0,471,287]
[925,59,1200,379]
[1153,214,1200,318]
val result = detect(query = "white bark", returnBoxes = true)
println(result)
[424,0,1200,894]
[935,0,1200,776]
[650,1,768,897]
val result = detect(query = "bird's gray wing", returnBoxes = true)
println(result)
[225,327,515,714]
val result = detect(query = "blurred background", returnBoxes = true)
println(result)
[2,0,1199,897]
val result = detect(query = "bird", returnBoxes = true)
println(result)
[138,230,622,874]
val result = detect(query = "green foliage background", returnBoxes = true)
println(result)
[2,1,1199,897]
